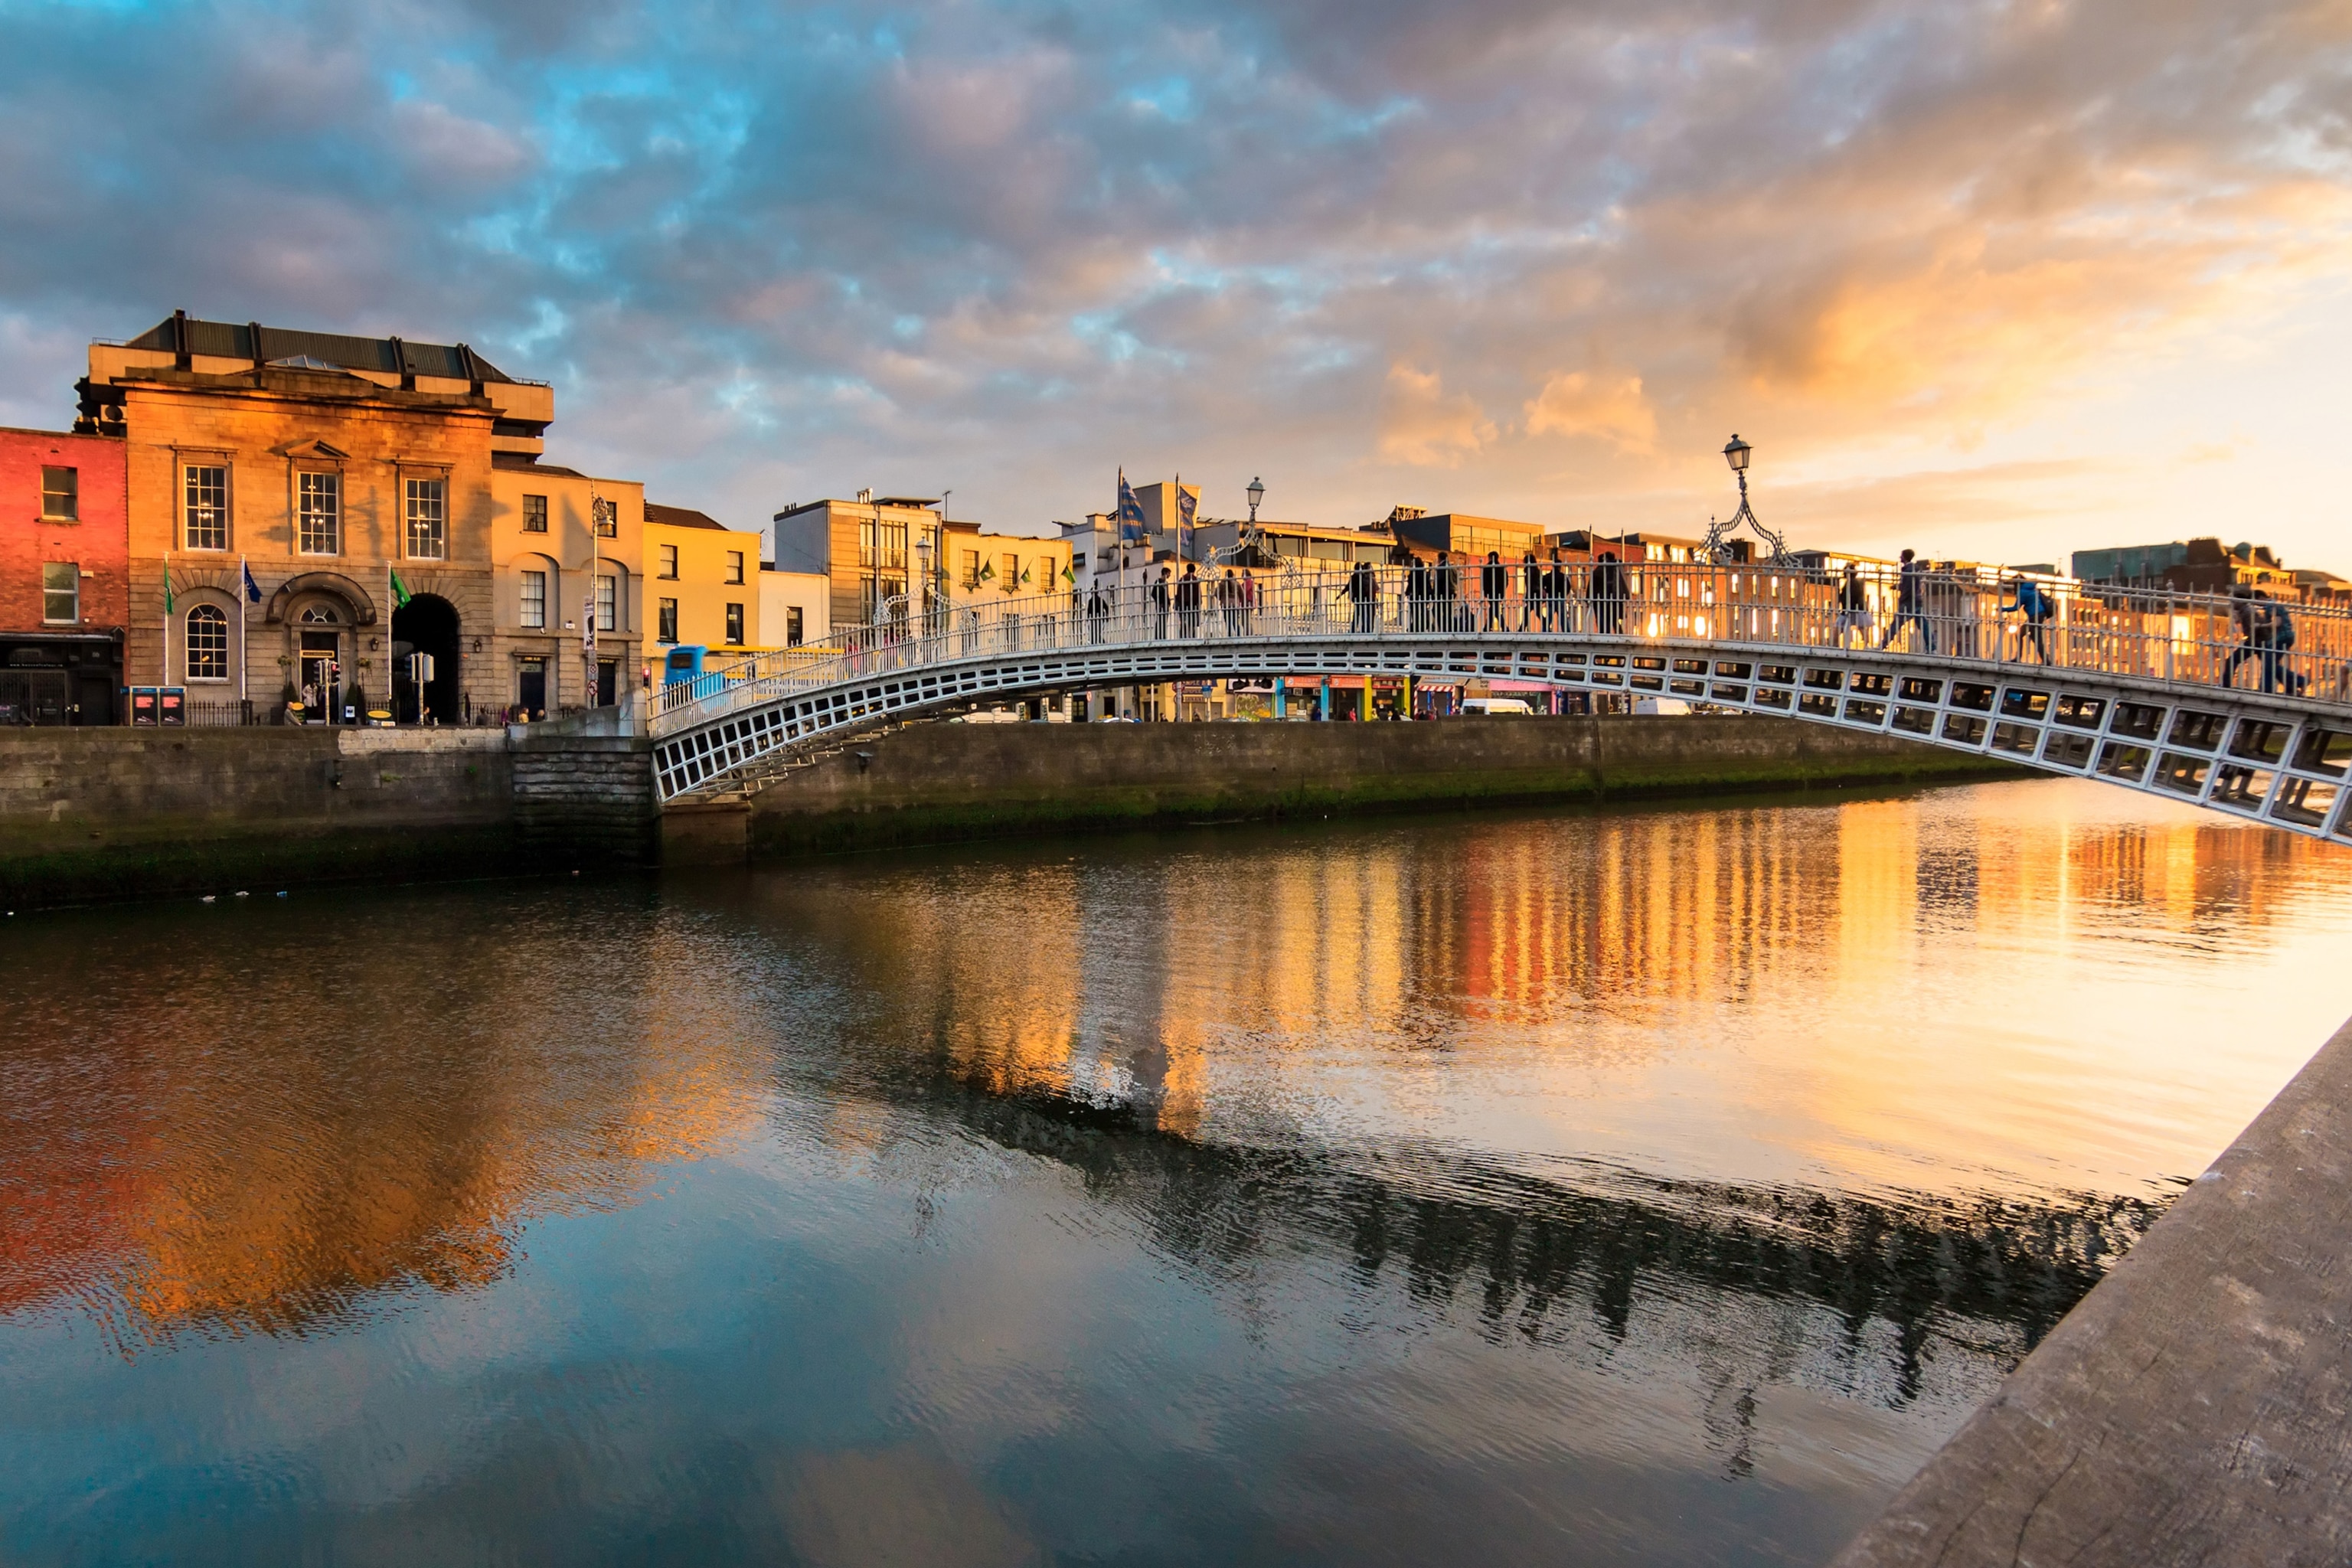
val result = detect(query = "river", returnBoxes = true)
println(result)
[5,776,2351,1566]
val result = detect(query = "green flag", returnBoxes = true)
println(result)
[390,571,412,608]
[163,566,173,615]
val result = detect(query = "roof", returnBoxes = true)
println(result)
[122,314,516,384]
[645,501,726,531]
[492,452,585,477]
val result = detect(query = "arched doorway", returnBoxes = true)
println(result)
[391,594,462,723]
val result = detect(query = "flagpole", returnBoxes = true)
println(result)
[239,555,248,708]
[162,547,170,689]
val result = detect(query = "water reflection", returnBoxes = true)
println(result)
[2,778,2349,1566]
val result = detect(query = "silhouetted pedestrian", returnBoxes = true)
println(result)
[1590,552,1625,635]
[1177,563,1202,637]
[1481,550,1508,630]
[2221,584,2261,688]
[1880,550,1932,652]
[1151,567,1172,640]
[1348,558,1379,633]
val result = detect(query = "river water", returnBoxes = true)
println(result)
[5,777,2352,1566]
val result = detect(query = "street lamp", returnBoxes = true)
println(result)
[1246,476,1264,524]
[1703,433,1785,566]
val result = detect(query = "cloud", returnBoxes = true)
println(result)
[0,0,2346,564]
[1380,363,1494,467]
[1525,370,1657,453]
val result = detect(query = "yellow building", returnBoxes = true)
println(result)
[770,495,1070,628]
[645,503,763,658]
[486,456,643,717]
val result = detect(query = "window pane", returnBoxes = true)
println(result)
[522,495,548,533]
[596,574,616,632]
[786,607,803,646]
[659,544,678,579]
[41,466,77,521]
[185,466,228,550]
[521,570,546,629]
[299,471,340,554]
[658,598,678,642]
[726,550,743,585]
[41,563,77,624]
[186,605,229,680]
[724,603,744,644]
[405,478,446,560]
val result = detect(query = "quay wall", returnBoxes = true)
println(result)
[739,716,2022,861]
[1830,1010,2352,1567]
[0,727,650,908]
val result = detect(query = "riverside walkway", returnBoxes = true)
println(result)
[652,563,2352,839]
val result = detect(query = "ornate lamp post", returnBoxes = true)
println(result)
[1247,476,1264,524]
[1702,434,1787,565]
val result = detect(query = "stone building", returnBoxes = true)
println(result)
[487,455,643,718]
[80,312,554,721]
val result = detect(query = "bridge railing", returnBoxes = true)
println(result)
[655,564,2352,734]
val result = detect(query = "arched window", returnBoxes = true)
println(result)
[186,604,230,681]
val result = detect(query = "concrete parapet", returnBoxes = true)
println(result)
[1831,1012,2352,1568]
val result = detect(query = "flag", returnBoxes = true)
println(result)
[390,571,412,608]
[243,562,262,603]
[1177,476,1196,560]
[1117,469,1145,545]
[162,564,173,615]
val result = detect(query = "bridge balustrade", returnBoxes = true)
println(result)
[659,564,2352,733]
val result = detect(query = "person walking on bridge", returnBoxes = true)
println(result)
[1538,549,1566,632]
[1590,552,1625,635]
[1216,567,1240,635]
[1480,550,1508,631]
[1880,550,1933,653]
[1519,550,1542,631]
[1406,554,1430,632]
[1239,568,1257,635]
[2220,584,2262,688]
[1086,583,1109,645]
[1348,557,1379,633]
[1832,562,1870,647]
[1151,567,1172,640]
[1435,551,1462,632]
[2001,574,2055,663]
[1177,563,1203,638]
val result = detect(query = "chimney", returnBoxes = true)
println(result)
[173,309,191,371]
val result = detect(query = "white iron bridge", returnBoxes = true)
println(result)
[650,564,2352,842]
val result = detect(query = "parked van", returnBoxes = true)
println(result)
[1633,697,1692,716]
[1460,696,1536,717]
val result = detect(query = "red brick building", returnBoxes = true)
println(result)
[0,426,128,722]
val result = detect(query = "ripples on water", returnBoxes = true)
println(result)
[3,776,2350,1566]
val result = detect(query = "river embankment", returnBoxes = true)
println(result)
[0,716,2018,906]
[716,714,2023,862]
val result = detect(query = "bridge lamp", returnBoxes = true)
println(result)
[1247,476,1264,524]
[1723,435,1751,474]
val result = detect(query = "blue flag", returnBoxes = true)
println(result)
[243,562,263,603]
[1176,478,1196,542]
[1117,469,1146,545]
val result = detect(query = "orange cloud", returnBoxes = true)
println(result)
[1525,370,1658,453]
[1379,362,1495,467]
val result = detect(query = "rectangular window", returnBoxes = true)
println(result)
[596,574,616,633]
[962,549,980,587]
[1001,553,1018,588]
[726,550,744,585]
[658,543,679,580]
[595,498,617,538]
[40,466,77,521]
[858,515,907,570]
[405,478,446,560]
[522,494,548,533]
[658,598,678,643]
[724,602,744,644]
[521,570,547,629]
[786,606,803,646]
[41,563,77,624]
[298,471,340,555]
[185,464,228,550]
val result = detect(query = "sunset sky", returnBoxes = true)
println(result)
[2,0,2346,566]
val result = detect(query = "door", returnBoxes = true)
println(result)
[596,658,617,707]
[299,632,338,724]
[518,658,547,720]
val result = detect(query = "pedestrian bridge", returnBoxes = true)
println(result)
[649,564,2352,843]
